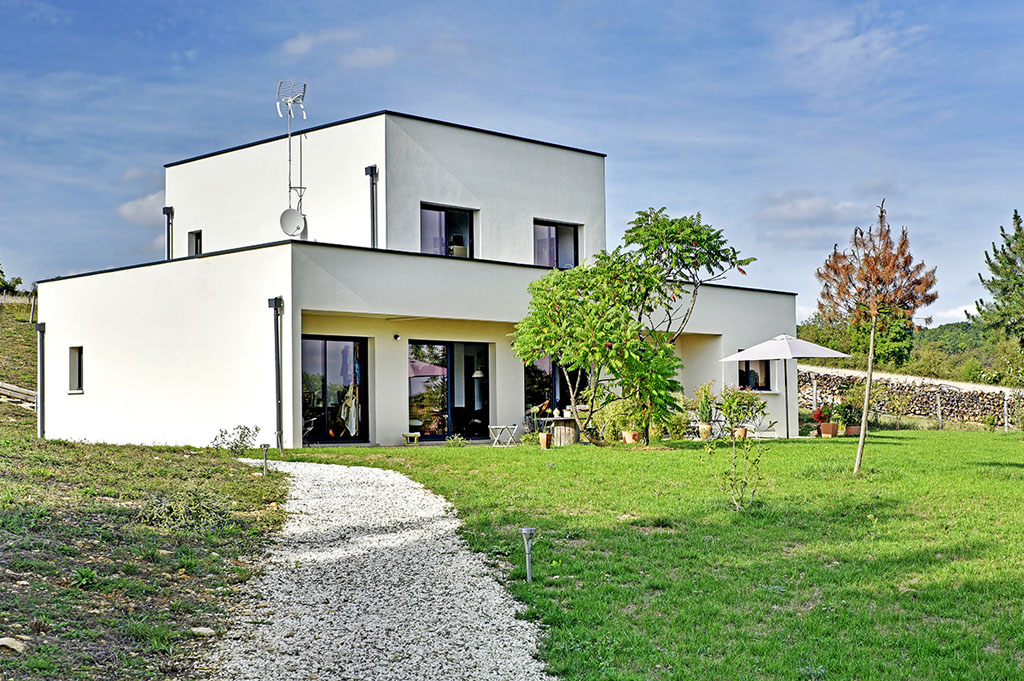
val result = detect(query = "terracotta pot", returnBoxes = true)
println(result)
[819,422,839,438]
[622,430,642,444]
[844,425,861,437]
[698,423,713,440]
[539,433,552,449]
[733,427,748,440]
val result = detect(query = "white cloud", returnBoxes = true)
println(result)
[341,46,398,69]
[281,28,359,57]
[755,190,865,226]
[116,190,165,228]
[771,10,925,101]
[121,167,145,181]
[926,304,973,326]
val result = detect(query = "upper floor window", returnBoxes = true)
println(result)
[534,220,578,269]
[738,358,771,391]
[421,204,473,259]
[188,230,203,257]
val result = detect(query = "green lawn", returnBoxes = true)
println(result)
[0,301,36,389]
[0,403,287,680]
[275,432,1024,680]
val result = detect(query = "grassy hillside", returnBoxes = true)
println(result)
[279,433,1024,680]
[0,301,36,389]
[0,404,287,679]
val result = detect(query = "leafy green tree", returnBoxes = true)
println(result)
[972,209,1024,345]
[816,200,937,474]
[512,208,754,445]
[850,309,913,368]
[0,259,22,294]
[622,208,755,342]
[512,253,647,440]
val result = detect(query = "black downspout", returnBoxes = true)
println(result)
[268,297,284,454]
[35,323,45,439]
[162,206,174,260]
[364,165,378,248]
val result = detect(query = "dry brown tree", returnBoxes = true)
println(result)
[816,200,938,474]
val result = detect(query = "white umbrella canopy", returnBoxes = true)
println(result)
[719,334,850,362]
[718,335,849,438]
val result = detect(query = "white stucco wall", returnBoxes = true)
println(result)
[165,115,386,254]
[675,284,799,436]
[384,115,606,263]
[163,112,605,267]
[37,246,295,447]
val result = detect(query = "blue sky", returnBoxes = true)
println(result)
[2,0,1022,324]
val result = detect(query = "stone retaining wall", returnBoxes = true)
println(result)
[798,368,1018,426]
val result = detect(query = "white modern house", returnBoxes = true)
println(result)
[36,110,797,447]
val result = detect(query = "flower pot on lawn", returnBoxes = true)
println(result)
[733,427,748,440]
[698,423,713,440]
[539,433,552,449]
[844,425,861,437]
[622,430,642,444]
[819,422,839,438]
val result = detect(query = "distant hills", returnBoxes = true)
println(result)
[797,318,1024,389]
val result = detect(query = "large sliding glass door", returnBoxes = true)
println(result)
[302,336,368,444]
[409,341,489,439]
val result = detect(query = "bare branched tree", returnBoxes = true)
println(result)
[816,200,938,473]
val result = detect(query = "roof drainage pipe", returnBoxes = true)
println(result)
[268,297,284,455]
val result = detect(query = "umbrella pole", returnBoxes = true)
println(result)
[784,358,790,438]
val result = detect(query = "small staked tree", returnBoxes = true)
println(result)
[816,200,937,474]
[970,209,1024,345]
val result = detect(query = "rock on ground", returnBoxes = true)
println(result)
[203,461,552,681]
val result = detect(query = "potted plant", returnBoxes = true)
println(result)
[837,403,861,436]
[695,382,715,440]
[814,405,839,438]
[539,432,552,449]
[619,398,644,444]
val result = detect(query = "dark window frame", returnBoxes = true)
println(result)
[738,358,772,392]
[301,334,370,444]
[533,219,580,269]
[420,203,475,259]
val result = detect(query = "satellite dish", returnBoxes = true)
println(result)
[280,208,305,237]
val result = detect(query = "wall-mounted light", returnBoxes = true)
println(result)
[394,334,401,341]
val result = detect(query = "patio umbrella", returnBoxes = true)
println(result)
[719,334,850,437]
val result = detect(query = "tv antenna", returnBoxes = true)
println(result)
[276,80,307,236]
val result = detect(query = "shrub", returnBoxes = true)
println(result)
[139,486,231,534]
[519,432,540,446]
[210,425,260,457]
[444,434,469,448]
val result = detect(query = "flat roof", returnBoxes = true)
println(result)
[165,110,607,168]
[38,241,796,297]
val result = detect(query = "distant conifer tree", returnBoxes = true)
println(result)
[971,210,1024,346]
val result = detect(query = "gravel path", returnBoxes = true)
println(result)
[204,460,552,680]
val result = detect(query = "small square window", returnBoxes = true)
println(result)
[188,230,203,256]
[69,347,83,392]
[738,358,771,391]
[533,220,579,269]
[420,205,473,258]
